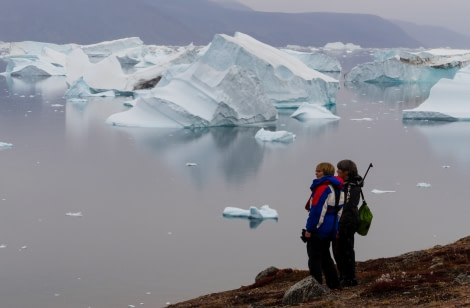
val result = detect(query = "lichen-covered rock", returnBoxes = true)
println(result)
[282,276,329,305]
[255,266,279,282]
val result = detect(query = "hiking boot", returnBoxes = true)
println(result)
[340,279,358,287]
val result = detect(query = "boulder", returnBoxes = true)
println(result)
[282,276,329,305]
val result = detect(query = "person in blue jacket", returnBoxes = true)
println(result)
[304,162,343,289]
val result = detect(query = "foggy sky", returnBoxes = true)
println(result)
[234,0,469,36]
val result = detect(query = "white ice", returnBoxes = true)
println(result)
[402,64,470,120]
[281,49,341,72]
[0,142,13,148]
[371,189,396,194]
[290,103,340,120]
[416,182,432,188]
[222,205,278,220]
[65,212,83,217]
[323,42,361,51]
[254,128,296,143]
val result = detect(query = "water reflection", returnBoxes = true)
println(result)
[4,75,68,100]
[405,121,470,169]
[222,215,278,229]
[344,81,431,108]
[113,126,267,187]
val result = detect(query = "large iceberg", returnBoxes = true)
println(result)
[345,48,470,85]
[402,64,470,120]
[106,32,340,128]
[198,32,339,109]
[106,62,278,128]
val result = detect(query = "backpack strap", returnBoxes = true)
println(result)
[360,188,366,203]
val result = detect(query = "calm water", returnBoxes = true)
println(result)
[0,49,469,308]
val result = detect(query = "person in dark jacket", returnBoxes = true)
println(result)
[334,159,362,287]
[304,162,343,289]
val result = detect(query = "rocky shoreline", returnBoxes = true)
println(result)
[167,236,470,307]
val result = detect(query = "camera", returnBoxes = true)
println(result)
[300,228,308,243]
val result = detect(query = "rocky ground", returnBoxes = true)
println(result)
[167,236,470,307]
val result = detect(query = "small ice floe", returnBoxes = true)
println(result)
[223,205,278,220]
[65,212,83,217]
[442,165,451,169]
[223,205,278,229]
[254,128,295,143]
[350,118,373,121]
[186,162,197,167]
[0,244,7,249]
[0,142,13,148]
[417,182,432,188]
[371,189,396,194]
[50,104,64,107]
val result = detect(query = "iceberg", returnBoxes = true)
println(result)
[106,64,278,128]
[106,32,340,128]
[4,57,65,76]
[402,64,470,120]
[222,205,278,220]
[80,37,144,59]
[199,32,339,109]
[65,43,200,93]
[323,42,361,51]
[345,48,470,85]
[254,128,296,143]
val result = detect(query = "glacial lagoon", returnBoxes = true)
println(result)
[1,49,469,307]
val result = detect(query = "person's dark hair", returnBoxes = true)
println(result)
[337,159,358,178]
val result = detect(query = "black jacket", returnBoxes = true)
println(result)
[338,175,363,235]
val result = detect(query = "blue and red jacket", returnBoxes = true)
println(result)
[305,175,343,240]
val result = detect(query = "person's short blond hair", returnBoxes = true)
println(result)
[316,162,335,176]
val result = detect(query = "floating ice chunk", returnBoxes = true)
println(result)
[223,205,278,220]
[442,165,451,168]
[66,212,83,217]
[0,244,6,248]
[0,142,13,148]
[186,162,197,166]
[351,118,373,121]
[371,189,396,194]
[416,182,432,188]
[290,103,340,120]
[255,128,295,143]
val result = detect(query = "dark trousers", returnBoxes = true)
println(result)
[306,235,339,289]
[333,231,356,282]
